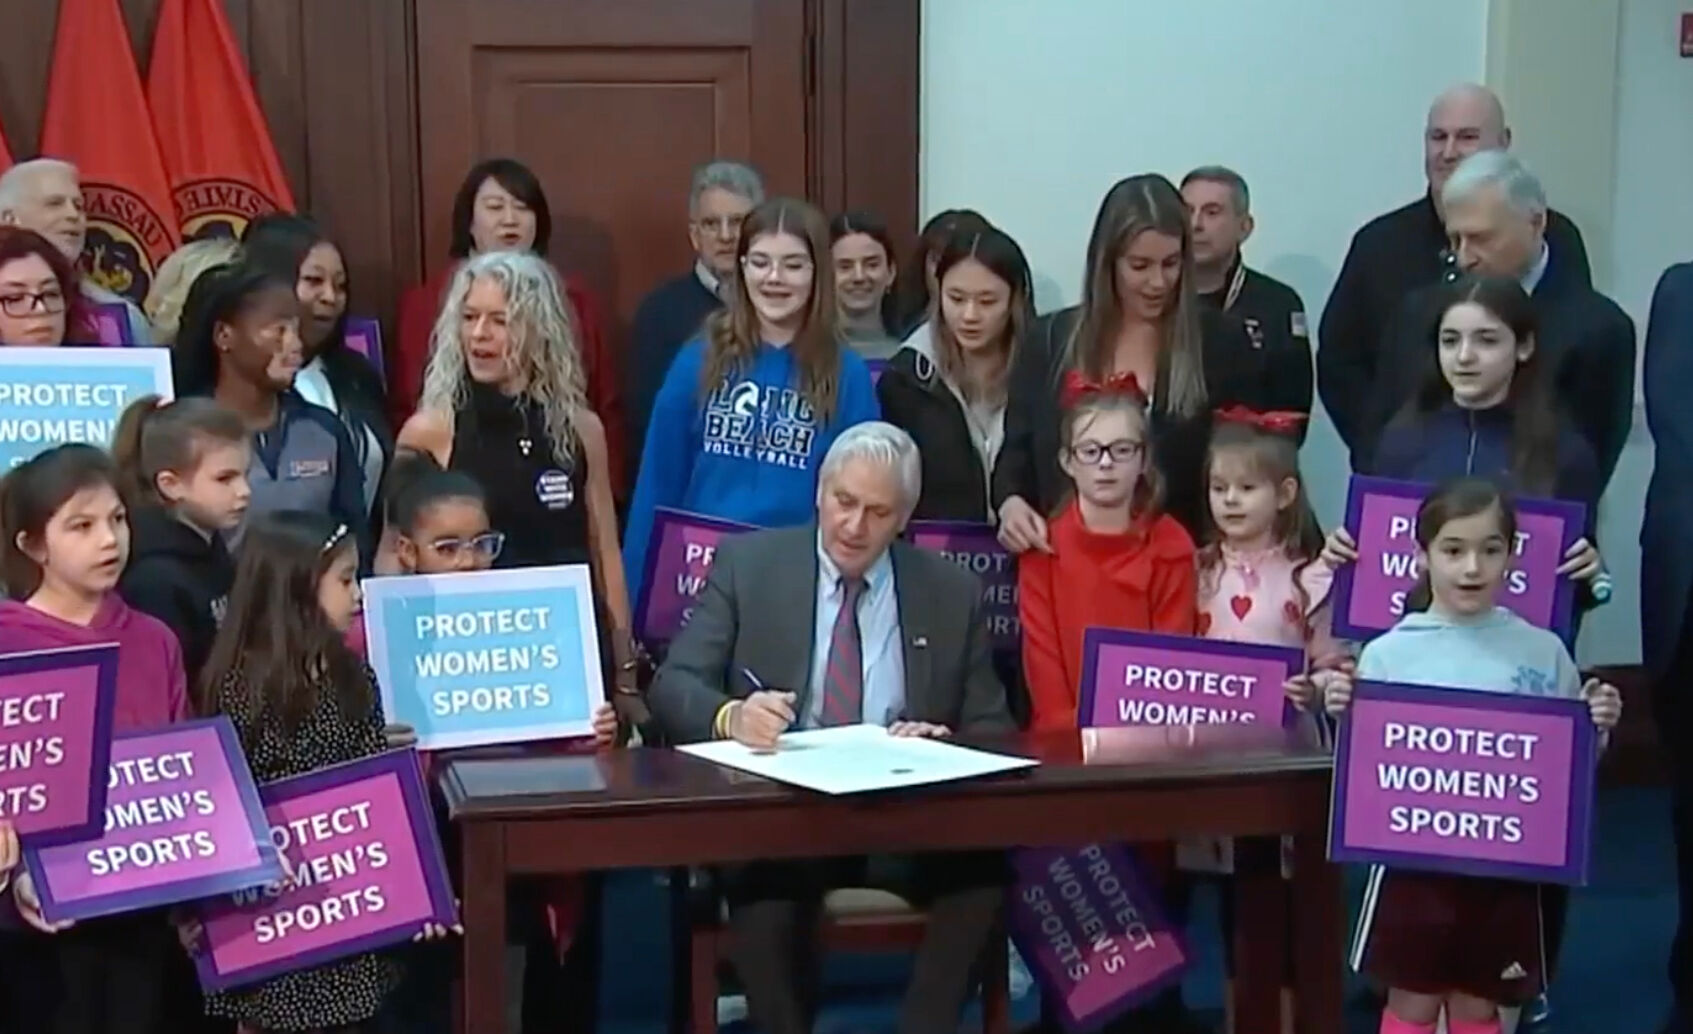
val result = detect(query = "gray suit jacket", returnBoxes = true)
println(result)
[650,524,1015,744]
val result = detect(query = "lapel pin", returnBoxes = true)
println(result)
[912,636,928,649]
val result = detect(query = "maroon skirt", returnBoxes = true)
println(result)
[1350,866,1548,1004]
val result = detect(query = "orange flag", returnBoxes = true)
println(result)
[148,0,294,240]
[41,0,179,304]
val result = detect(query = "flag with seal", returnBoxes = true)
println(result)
[41,0,179,305]
[148,0,295,241]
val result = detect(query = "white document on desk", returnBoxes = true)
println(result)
[677,724,1037,795]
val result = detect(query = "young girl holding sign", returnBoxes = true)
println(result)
[112,395,252,687]
[1017,378,1196,1029]
[375,455,617,1034]
[1314,479,1622,1034]
[199,510,447,1033]
[0,444,190,1034]
[1327,275,1606,608]
[1019,377,1197,733]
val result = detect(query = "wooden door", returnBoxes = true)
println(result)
[415,0,810,341]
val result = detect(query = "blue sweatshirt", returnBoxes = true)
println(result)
[1369,401,1601,530]
[1357,606,1581,700]
[623,338,880,594]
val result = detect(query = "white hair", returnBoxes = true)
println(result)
[818,421,922,513]
[1441,150,1546,218]
[0,158,79,212]
[688,160,764,216]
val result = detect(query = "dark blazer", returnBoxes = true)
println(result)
[990,304,1302,538]
[649,525,1015,744]
[1642,263,1693,677]
[1199,262,1314,434]
[1318,193,1590,454]
[876,346,994,522]
[1360,245,1636,485]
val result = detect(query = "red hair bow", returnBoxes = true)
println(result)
[1214,405,1308,435]
[1060,369,1148,409]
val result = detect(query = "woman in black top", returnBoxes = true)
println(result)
[879,225,1032,521]
[393,249,632,1034]
[993,173,1307,544]
[889,208,992,339]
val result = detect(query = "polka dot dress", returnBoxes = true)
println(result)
[205,664,402,1032]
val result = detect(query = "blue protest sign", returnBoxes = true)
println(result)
[0,347,173,470]
[361,566,606,750]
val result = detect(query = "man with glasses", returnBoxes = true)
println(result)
[625,160,765,482]
[0,158,152,345]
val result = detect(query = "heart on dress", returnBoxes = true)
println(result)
[1196,612,1213,635]
[1229,595,1253,620]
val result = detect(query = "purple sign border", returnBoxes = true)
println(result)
[904,518,1018,653]
[1005,845,1189,1031]
[26,716,283,922]
[1077,628,1304,731]
[2,644,119,847]
[1328,679,1598,886]
[192,749,457,992]
[343,316,385,379]
[633,507,756,644]
[1330,476,1586,643]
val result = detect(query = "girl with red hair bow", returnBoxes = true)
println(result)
[1017,375,1197,733]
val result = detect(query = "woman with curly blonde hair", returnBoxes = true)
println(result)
[397,251,627,605]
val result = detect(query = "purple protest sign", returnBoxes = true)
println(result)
[635,508,755,643]
[1077,629,1303,729]
[24,718,283,922]
[1007,842,1189,1031]
[343,317,385,379]
[1329,680,1597,885]
[1330,476,1584,641]
[193,750,457,991]
[91,303,134,346]
[906,520,1019,652]
[0,645,118,846]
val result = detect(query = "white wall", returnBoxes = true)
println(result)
[920,0,1485,585]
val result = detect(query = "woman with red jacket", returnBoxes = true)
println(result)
[394,158,627,495]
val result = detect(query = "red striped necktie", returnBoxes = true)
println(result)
[820,576,867,726]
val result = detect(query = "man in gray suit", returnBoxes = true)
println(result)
[1644,261,1693,1034]
[651,421,1014,1034]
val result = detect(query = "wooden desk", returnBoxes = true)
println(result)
[441,724,1342,1034]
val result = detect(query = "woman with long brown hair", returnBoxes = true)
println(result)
[993,173,1304,547]
[622,197,879,592]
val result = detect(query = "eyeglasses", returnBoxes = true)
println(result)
[695,215,746,238]
[742,253,814,281]
[428,531,506,562]
[0,290,66,317]
[1069,440,1144,466]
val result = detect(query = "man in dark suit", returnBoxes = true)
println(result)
[1181,165,1313,439]
[624,160,764,486]
[1319,83,1592,466]
[1643,262,1693,1034]
[650,421,1014,1034]
[1357,150,1635,487]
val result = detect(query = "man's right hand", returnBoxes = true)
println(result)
[731,691,797,750]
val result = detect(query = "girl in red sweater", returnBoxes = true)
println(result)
[1018,375,1197,732]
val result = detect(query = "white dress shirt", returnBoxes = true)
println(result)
[801,536,906,728]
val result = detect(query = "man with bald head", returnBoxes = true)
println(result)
[1317,83,1590,467]
[0,157,152,345]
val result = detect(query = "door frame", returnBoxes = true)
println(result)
[810,0,922,256]
[410,0,921,276]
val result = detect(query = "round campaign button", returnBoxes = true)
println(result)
[535,468,576,510]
